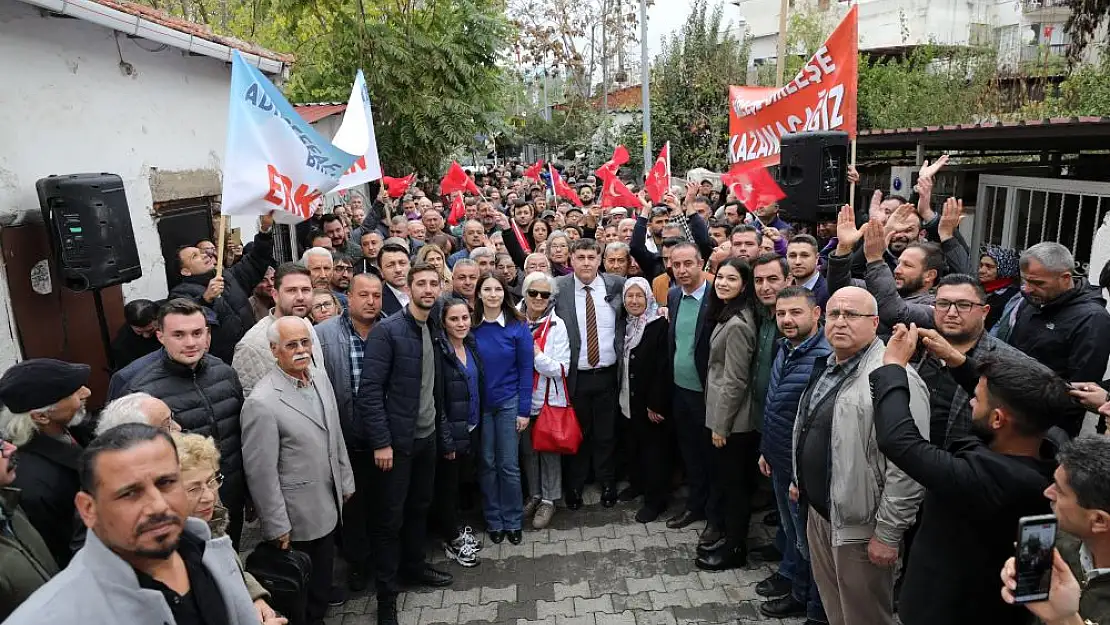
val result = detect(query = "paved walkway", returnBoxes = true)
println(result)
[242,485,805,625]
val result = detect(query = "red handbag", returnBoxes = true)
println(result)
[530,317,583,455]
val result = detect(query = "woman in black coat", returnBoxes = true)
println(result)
[432,297,485,567]
[619,277,673,523]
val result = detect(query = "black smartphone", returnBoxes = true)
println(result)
[1013,514,1058,604]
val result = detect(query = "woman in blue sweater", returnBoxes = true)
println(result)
[472,273,535,545]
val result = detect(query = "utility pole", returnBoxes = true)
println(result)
[775,0,789,87]
[640,0,650,174]
[602,0,609,115]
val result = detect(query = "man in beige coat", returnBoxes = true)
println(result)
[241,316,355,623]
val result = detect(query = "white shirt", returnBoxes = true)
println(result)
[388,283,411,307]
[574,274,618,370]
[800,272,820,290]
[682,279,709,301]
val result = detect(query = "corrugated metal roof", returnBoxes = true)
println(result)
[857,117,1110,152]
[293,103,347,123]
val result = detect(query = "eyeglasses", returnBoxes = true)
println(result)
[934,300,985,313]
[826,310,878,321]
[527,290,552,300]
[312,301,336,312]
[334,266,353,274]
[185,473,224,499]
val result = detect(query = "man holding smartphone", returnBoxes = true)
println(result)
[874,324,1070,625]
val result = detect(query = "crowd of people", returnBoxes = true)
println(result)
[2,158,1110,625]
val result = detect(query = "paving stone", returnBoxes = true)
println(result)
[723,584,760,603]
[598,535,635,552]
[663,532,695,549]
[499,600,539,622]
[573,595,614,615]
[399,609,421,625]
[525,529,551,543]
[420,605,461,625]
[695,570,739,589]
[671,604,723,624]
[406,590,445,610]
[341,614,378,625]
[632,609,678,625]
[443,588,483,606]
[503,543,536,559]
[619,523,649,536]
[555,615,596,625]
[611,592,653,612]
[686,587,729,607]
[481,586,518,604]
[533,540,568,558]
[625,575,666,594]
[661,573,701,592]
[332,595,370,614]
[581,525,615,540]
[516,619,556,625]
[565,538,602,555]
[594,611,636,625]
[548,527,583,542]
[325,616,345,625]
[715,601,762,621]
[554,581,592,600]
[631,534,668,551]
[460,602,501,623]
[518,582,557,603]
[649,590,691,610]
[537,598,576,619]
[588,574,628,596]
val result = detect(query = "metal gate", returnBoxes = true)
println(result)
[973,175,1110,276]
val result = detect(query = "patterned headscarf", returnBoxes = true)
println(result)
[982,244,1020,279]
[622,278,660,359]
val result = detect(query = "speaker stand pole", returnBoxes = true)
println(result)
[848,138,857,209]
[92,289,116,371]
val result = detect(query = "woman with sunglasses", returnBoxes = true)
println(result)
[472,274,535,545]
[518,272,570,530]
[172,432,278,623]
[697,258,760,572]
[619,277,673,523]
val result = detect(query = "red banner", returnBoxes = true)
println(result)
[727,4,857,170]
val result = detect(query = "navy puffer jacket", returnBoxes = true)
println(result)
[434,333,486,455]
[760,331,832,474]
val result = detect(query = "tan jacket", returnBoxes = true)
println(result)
[705,309,758,437]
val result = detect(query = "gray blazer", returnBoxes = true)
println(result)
[553,272,627,395]
[3,517,258,625]
[706,309,758,436]
[241,366,355,543]
[316,314,360,448]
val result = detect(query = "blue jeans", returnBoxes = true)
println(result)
[771,467,826,621]
[479,397,524,531]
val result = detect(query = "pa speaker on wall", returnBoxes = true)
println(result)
[36,173,142,291]
[777,131,851,223]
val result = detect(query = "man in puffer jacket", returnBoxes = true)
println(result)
[756,286,831,623]
[170,213,275,364]
[116,298,247,548]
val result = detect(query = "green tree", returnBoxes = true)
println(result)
[1063,0,1110,65]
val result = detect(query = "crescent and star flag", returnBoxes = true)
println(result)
[441,161,482,197]
[599,175,641,210]
[523,160,545,182]
[447,192,467,226]
[331,69,383,193]
[721,164,786,212]
[382,173,416,198]
[596,145,630,181]
[550,166,583,207]
[727,4,858,169]
[220,51,361,224]
[643,141,671,204]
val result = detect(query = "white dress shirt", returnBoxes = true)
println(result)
[388,283,411,307]
[574,274,617,370]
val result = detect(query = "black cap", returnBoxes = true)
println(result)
[0,359,90,413]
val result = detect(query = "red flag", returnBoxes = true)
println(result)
[510,220,532,254]
[643,142,670,204]
[382,173,415,198]
[721,164,786,212]
[549,166,583,207]
[440,161,481,197]
[523,160,545,182]
[595,145,630,181]
[447,192,466,226]
[599,175,641,209]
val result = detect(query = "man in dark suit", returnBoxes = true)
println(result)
[553,238,626,509]
[378,243,411,317]
[786,235,829,310]
[664,243,718,540]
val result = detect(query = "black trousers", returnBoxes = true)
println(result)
[673,387,719,522]
[629,409,674,511]
[340,449,375,570]
[291,527,337,624]
[432,453,463,542]
[567,366,620,492]
[369,435,437,596]
[219,469,245,550]
[714,431,761,552]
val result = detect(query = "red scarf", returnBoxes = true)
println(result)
[982,277,1015,293]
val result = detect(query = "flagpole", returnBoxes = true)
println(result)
[665,141,671,191]
[288,220,298,261]
[215,215,227,279]
[849,139,857,210]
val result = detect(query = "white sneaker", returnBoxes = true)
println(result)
[460,526,483,552]
[444,537,480,568]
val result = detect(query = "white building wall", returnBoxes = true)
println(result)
[0,0,259,369]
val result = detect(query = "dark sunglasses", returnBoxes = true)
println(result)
[527,290,552,300]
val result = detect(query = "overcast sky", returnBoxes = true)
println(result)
[647,0,741,58]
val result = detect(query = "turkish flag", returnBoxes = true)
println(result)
[549,166,583,206]
[721,164,786,212]
[523,160,545,182]
[447,192,466,226]
[599,175,641,209]
[595,145,629,181]
[440,161,481,197]
[382,173,415,198]
[643,142,670,204]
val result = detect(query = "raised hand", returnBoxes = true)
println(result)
[938,197,963,242]
[835,204,861,255]
[862,219,888,263]
[883,323,920,368]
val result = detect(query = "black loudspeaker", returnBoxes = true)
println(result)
[777,131,851,222]
[36,173,142,291]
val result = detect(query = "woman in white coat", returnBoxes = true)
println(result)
[518,271,571,530]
